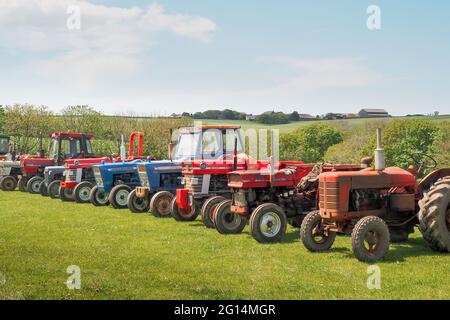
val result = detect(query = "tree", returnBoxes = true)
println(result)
[256,112,290,125]
[0,105,5,132]
[289,111,300,121]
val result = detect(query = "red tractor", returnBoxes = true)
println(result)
[300,129,450,262]
[19,132,96,194]
[59,132,148,204]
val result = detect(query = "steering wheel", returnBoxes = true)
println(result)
[409,152,437,171]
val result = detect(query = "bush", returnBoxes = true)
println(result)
[256,112,290,125]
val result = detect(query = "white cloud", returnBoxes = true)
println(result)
[0,0,216,84]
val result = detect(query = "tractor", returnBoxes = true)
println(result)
[59,132,147,204]
[300,128,450,262]
[21,132,97,195]
[130,125,241,217]
[0,136,22,191]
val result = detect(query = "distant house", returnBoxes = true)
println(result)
[298,113,315,121]
[343,113,357,118]
[358,108,390,118]
[246,114,257,121]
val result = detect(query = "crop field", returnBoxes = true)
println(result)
[0,191,449,300]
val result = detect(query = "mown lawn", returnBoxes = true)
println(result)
[0,191,449,300]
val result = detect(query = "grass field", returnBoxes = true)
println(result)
[1,191,449,300]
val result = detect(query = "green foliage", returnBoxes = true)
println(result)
[192,109,246,120]
[289,111,300,121]
[280,123,343,162]
[431,122,450,169]
[0,105,5,132]
[256,111,290,125]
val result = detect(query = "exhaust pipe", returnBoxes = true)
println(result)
[375,128,385,171]
[120,134,126,162]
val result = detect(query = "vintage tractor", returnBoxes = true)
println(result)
[21,132,96,195]
[0,138,22,191]
[0,134,10,160]
[60,132,146,204]
[130,125,240,217]
[300,128,450,262]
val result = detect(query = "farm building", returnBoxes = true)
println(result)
[358,108,390,118]
[298,113,316,120]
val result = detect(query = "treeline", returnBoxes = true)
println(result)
[181,109,247,120]
[0,104,192,159]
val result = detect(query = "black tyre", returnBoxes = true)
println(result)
[109,184,132,209]
[249,203,287,243]
[214,200,247,235]
[18,177,27,192]
[418,176,450,252]
[73,181,94,204]
[351,216,390,263]
[27,176,44,194]
[170,197,200,222]
[150,191,174,218]
[127,189,150,213]
[300,211,336,252]
[0,176,18,191]
[201,196,226,228]
[59,186,74,202]
[48,180,61,199]
[90,185,110,206]
[39,181,49,197]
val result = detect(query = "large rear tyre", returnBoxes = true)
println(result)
[150,191,174,218]
[201,196,226,228]
[27,176,44,194]
[90,186,110,206]
[39,181,49,197]
[59,187,74,202]
[249,203,287,243]
[214,200,247,235]
[127,189,150,213]
[170,197,200,222]
[0,176,18,191]
[18,177,27,192]
[109,184,132,209]
[48,180,61,199]
[73,181,94,204]
[418,176,450,252]
[351,216,390,263]
[300,211,336,252]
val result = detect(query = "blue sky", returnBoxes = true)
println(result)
[0,0,449,116]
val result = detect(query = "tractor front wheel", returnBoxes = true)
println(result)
[170,197,200,222]
[214,200,247,235]
[351,216,390,263]
[48,180,61,199]
[0,176,18,191]
[419,176,450,252]
[150,191,174,218]
[109,184,132,209]
[59,187,74,202]
[250,203,287,243]
[300,211,336,252]
[39,181,49,197]
[127,189,150,213]
[74,181,94,204]
[201,196,226,228]
[27,176,44,194]
[90,186,110,206]
[18,177,27,192]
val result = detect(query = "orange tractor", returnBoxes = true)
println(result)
[300,128,450,262]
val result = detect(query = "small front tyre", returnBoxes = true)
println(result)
[90,185,110,206]
[201,196,226,228]
[27,176,44,194]
[73,181,95,204]
[214,200,247,235]
[109,184,132,209]
[150,191,174,218]
[48,180,61,199]
[249,203,287,243]
[170,197,200,222]
[0,176,18,191]
[300,211,336,252]
[127,189,150,213]
[351,216,390,263]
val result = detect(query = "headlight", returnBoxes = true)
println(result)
[200,162,207,170]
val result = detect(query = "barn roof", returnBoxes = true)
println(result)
[360,108,388,113]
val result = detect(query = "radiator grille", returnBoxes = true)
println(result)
[319,181,339,210]
[65,169,78,182]
[184,174,203,193]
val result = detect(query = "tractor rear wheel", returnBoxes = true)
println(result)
[300,211,336,252]
[18,177,27,192]
[39,181,49,197]
[170,197,200,222]
[74,181,94,204]
[201,196,226,228]
[27,176,44,194]
[127,189,150,213]
[214,200,247,235]
[0,176,18,191]
[150,191,174,218]
[250,203,287,243]
[59,187,74,202]
[109,184,132,209]
[48,180,61,199]
[90,186,109,206]
[418,176,450,252]
[351,216,390,263]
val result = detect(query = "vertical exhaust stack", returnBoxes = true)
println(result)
[375,128,385,171]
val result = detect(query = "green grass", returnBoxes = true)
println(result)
[1,191,449,300]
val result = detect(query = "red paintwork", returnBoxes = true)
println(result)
[176,189,190,208]
[128,131,144,159]
[50,132,93,139]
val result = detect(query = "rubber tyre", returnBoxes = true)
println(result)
[27,176,44,194]
[249,203,287,243]
[18,177,27,192]
[127,189,150,213]
[300,211,336,252]
[74,181,95,204]
[170,197,200,222]
[351,216,390,263]
[150,191,174,218]
[39,181,49,197]
[201,196,226,228]
[59,187,74,202]
[90,185,110,206]
[418,176,450,252]
[0,176,18,191]
[48,180,61,199]
[109,184,132,209]
[214,200,247,235]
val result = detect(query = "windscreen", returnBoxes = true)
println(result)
[0,137,9,154]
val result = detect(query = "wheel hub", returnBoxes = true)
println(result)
[260,212,281,237]
[32,181,41,192]
[79,187,91,201]
[116,190,129,206]
[157,198,171,214]
[364,231,380,253]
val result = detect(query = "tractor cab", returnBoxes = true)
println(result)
[0,134,10,157]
